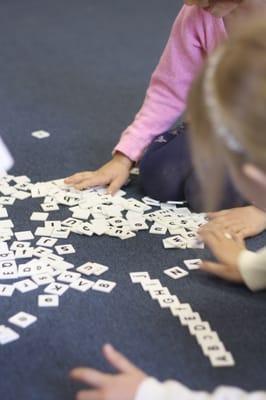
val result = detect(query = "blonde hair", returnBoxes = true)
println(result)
[187,18,266,211]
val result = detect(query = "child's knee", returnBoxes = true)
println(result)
[139,159,184,201]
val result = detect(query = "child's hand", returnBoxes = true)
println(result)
[199,224,246,283]
[200,259,244,283]
[207,206,266,239]
[65,153,133,195]
[70,344,147,400]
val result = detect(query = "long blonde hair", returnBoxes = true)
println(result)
[188,18,266,211]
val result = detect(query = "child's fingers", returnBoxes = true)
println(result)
[107,176,126,195]
[234,227,250,240]
[199,220,225,233]
[201,261,243,283]
[228,220,264,239]
[211,224,246,242]
[200,261,230,280]
[199,229,220,245]
[70,368,109,388]
[76,389,100,400]
[207,223,246,240]
[224,223,244,234]
[205,217,233,229]
[65,172,93,184]
[74,174,110,190]
[103,344,138,374]
[200,224,239,242]
[207,209,230,219]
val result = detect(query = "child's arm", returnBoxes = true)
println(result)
[66,7,225,192]
[70,344,266,400]
[114,5,222,162]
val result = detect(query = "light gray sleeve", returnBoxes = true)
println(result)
[238,248,266,291]
[135,377,266,400]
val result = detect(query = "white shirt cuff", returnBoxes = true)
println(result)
[238,249,266,291]
[135,377,197,400]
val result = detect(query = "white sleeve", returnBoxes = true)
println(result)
[0,137,13,176]
[135,377,266,400]
[238,247,266,291]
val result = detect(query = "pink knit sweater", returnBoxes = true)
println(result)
[114,5,227,162]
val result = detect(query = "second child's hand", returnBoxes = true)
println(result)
[70,344,147,400]
[207,206,266,239]
[199,223,246,283]
[64,152,133,195]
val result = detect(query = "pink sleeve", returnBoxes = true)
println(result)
[114,6,225,162]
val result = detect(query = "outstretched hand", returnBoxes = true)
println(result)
[65,153,133,195]
[70,344,147,400]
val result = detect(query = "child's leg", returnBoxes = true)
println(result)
[139,124,191,202]
[184,170,246,212]
[139,124,246,211]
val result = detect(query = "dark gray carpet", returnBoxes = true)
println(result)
[0,1,265,399]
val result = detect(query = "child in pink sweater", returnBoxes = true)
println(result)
[65,0,266,237]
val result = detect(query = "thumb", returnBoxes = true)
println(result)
[103,344,137,373]
[200,261,230,280]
